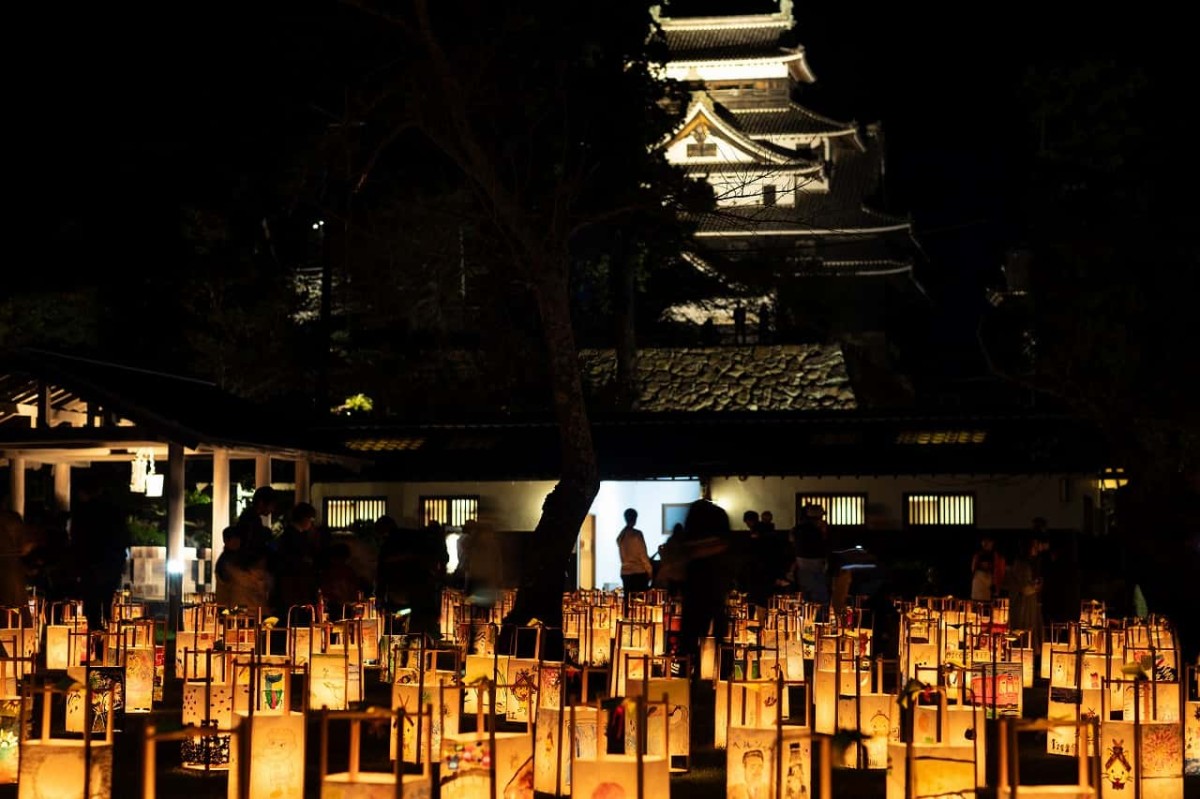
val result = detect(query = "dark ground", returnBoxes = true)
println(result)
[3,673,1196,798]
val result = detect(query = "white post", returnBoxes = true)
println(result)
[294,458,311,506]
[52,462,71,513]
[167,443,186,575]
[211,449,230,585]
[255,455,271,526]
[255,455,271,489]
[6,455,25,518]
[167,442,186,658]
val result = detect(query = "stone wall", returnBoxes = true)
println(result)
[578,344,856,411]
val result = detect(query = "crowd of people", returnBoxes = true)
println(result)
[215,486,453,633]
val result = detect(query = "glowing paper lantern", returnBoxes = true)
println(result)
[233,657,291,715]
[359,617,380,666]
[625,678,690,768]
[534,706,599,795]
[440,731,532,799]
[176,631,218,677]
[125,646,156,713]
[45,620,87,671]
[726,725,812,799]
[837,693,895,769]
[310,652,352,711]
[715,682,780,749]
[885,741,976,799]
[180,681,233,770]
[462,655,510,715]
[912,703,986,787]
[321,709,432,799]
[0,697,24,784]
[1099,720,1184,799]
[227,712,306,799]
[65,668,124,734]
[322,772,431,798]
[291,626,315,667]
[573,753,669,799]
[18,740,112,799]
[1186,699,1199,776]
[391,683,461,763]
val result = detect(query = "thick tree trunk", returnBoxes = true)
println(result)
[505,256,600,631]
[613,236,638,411]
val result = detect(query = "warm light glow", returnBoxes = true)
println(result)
[18,740,113,799]
[227,713,305,799]
[1099,467,1129,491]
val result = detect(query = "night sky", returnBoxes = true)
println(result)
[13,1,1183,374]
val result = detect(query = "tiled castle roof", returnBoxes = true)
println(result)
[663,22,792,62]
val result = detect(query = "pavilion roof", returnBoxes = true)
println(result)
[0,349,352,463]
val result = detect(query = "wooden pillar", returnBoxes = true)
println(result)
[167,442,185,589]
[255,454,272,527]
[294,458,311,506]
[211,449,230,575]
[6,455,25,518]
[52,463,71,513]
[254,455,271,489]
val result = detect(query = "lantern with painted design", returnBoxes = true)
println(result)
[19,679,114,799]
[45,602,86,671]
[320,707,431,798]
[440,730,532,799]
[226,709,307,799]
[534,705,599,796]
[392,681,461,764]
[181,650,234,771]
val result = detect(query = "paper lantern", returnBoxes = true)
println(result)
[65,668,124,734]
[233,657,291,715]
[1047,688,1102,758]
[440,731,532,799]
[391,683,461,763]
[914,703,986,787]
[969,662,1023,719]
[177,630,218,677]
[699,637,717,681]
[320,708,432,799]
[322,771,431,799]
[572,753,669,799]
[227,712,306,799]
[124,646,155,713]
[715,682,782,749]
[726,725,811,799]
[885,741,976,799]
[0,697,24,784]
[18,740,113,799]
[506,658,542,723]
[45,617,87,671]
[625,677,690,769]
[310,652,353,711]
[1185,699,1199,776]
[1099,720,1184,799]
[359,617,380,666]
[837,693,895,769]
[290,626,316,667]
[534,706,599,795]
[463,655,510,715]
[180,681,233,770]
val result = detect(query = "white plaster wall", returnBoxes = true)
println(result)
[663,61,790,82]
[312,478,702,590]
[588,480,702,590]
[708,474,1095,532]
[311,479,558,531]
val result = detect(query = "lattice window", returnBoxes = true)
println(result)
[324,496,388,531]
[796,493,866,526]
[420,495,479,530]
[904,494,975,527]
